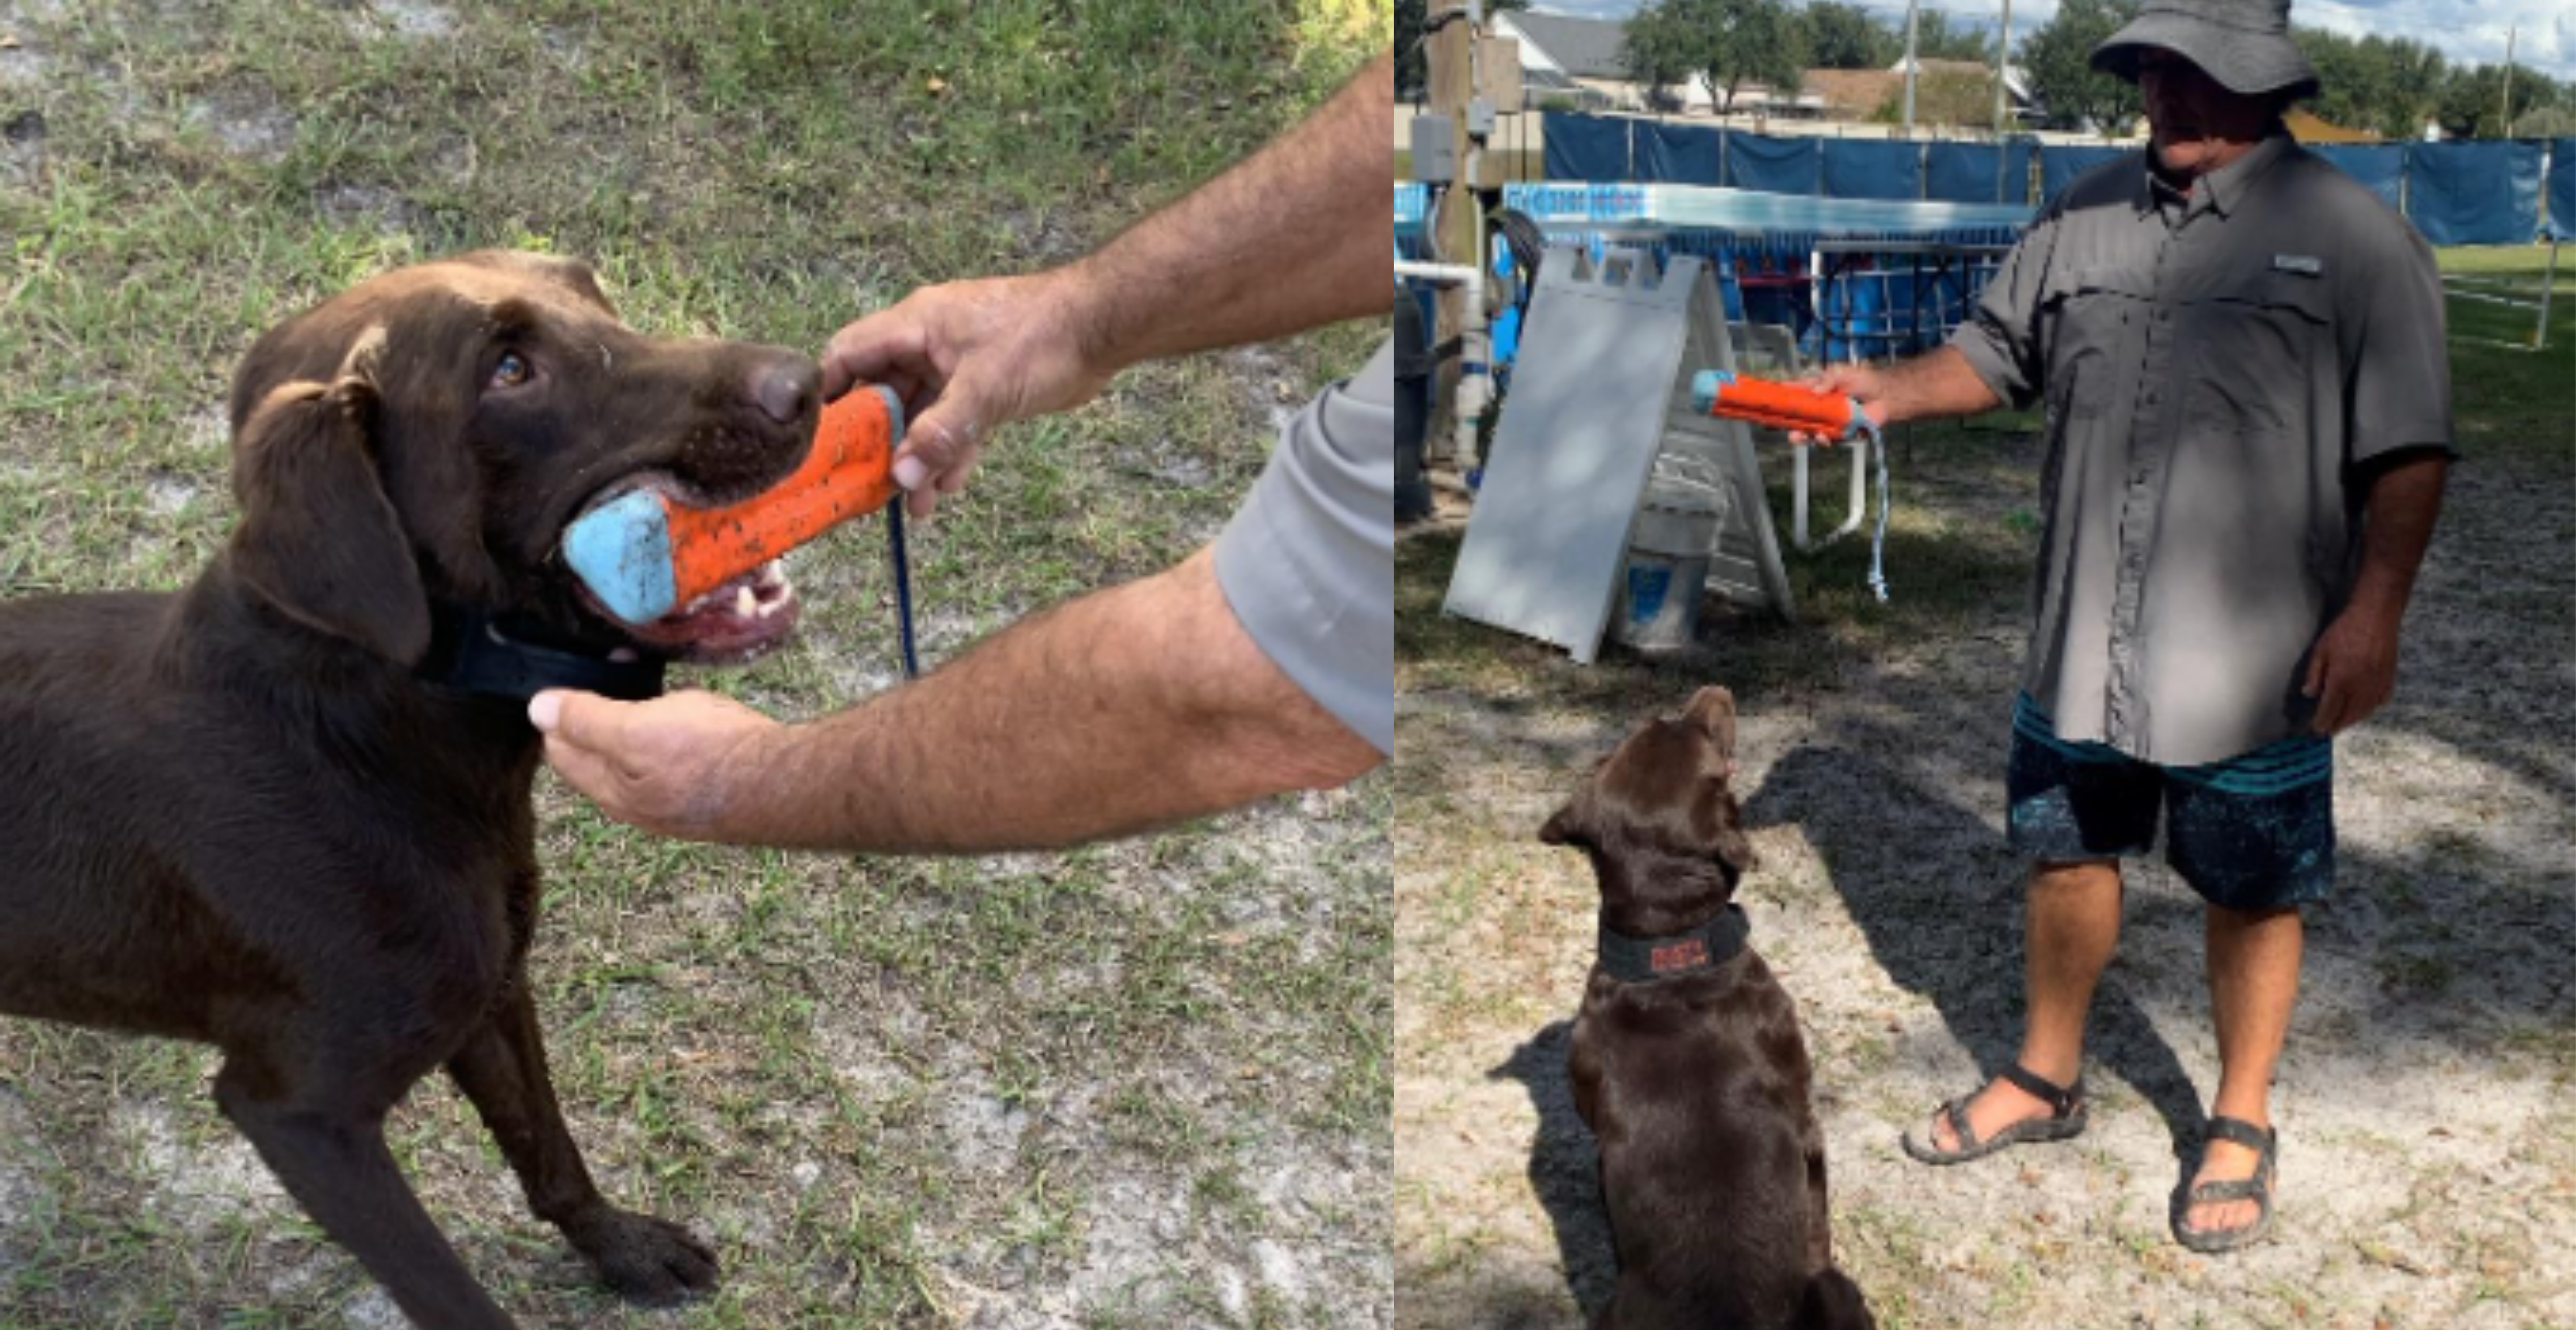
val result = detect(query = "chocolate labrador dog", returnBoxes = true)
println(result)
[1541,687,1876,1330]
[0,251,825,1329]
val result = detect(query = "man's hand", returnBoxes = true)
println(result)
[528,688,780,839]
[2302,605,2401,734]
[1790,365,1894,446]
[820,271,1110,519]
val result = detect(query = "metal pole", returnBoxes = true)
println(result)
[2500,27,2515,134]
[2536,238,2558,353]
[1994,0,2014,136]
[1902,0,1920,135]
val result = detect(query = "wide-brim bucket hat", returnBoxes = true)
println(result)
[2091,0,2321,101]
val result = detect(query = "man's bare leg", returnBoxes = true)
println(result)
[1924,859,2122,1149]
[2181,902,2302,1236]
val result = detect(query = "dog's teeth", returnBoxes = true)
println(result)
[735,586,758,618]
[756,562,786,591]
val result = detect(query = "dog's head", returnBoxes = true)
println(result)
[1540,686,1755,915]
[221,250,820,666]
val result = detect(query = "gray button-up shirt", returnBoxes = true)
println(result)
[1214,338,1395,755]
[1952,132,2453,766]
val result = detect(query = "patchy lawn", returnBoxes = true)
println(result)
[0,2,1391,1327]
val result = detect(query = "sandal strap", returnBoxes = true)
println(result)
[1996,1062,2082,1118]
[2185,1177,2271,1206]
[2203,1116,2275,1154]
[1939,1097,1983,1153]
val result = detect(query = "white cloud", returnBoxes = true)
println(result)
[1526,0,2576,82]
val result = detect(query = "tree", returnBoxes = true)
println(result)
[1805,1,1897,70]
[1874,65,1998,127]
[2297,27,2396,137]
[1624,0,1810,116]
[2514,106,2576,139]
[2369,36,2449,139]
[1622,0,1706,110]
[2019,0,2141,135]
[2436,62,2509,140]
[1909,9,1995,63]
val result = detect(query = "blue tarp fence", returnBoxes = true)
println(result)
[1724,132,1822,194]
[2404,139,2545,246]
[1647,122,1724,184]
[2308,144,2406,211]
[1534,112,2556,245]
[1542,113,1641,181]
[1926,140,2033,203]
[1823,139,1925,201]
[2038,145,2132,205]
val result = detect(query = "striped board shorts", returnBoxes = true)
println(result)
[2004,694,2334,909]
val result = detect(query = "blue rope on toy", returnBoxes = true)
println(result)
[1863,421,1890,603]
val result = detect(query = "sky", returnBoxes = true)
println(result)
[1525,0,2576,84]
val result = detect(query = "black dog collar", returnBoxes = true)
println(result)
[1597,904,1751,983]
[418,606,665,703]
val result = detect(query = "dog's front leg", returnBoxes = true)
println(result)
[213,1062,520,1330]
[446,977,720,1305]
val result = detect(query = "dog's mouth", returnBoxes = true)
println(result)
[562,470,802,666]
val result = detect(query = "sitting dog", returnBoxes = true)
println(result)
[0,251,828,1329]
[1541,686,1876,1330]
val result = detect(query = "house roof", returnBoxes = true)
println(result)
[2284,107,2378,144]
[1804,68,1905,118]
[1501,11,1635,81]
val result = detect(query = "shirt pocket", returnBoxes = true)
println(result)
[2182,272,2330,437]
[2042,264,2147,422]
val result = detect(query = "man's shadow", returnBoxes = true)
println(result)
[1741,737,2207,1152]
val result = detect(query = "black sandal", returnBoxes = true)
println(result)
[2173,1116,2278,1254]
[1900,1062,2089,1165]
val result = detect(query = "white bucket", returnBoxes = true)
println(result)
[1613,476,1727,654]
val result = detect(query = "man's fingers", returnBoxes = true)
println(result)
[2309,663,2349,734]
[530,689,643,778]
[821,314,932,401]
[538,733,627,808]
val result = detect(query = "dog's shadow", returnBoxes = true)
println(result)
[1741,739,2208,1157]
[1488,1020,1616,1321]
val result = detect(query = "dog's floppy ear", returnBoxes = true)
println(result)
[228,373,430,664]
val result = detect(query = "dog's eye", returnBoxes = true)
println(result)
[489,351,533,389]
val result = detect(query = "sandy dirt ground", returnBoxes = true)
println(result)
[1394,431,2574,1330]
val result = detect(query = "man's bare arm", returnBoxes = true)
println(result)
[1060,52,1394,374]
[1809,346,2006,437]
[2304,450,2448,733]
[533,548,1380,853]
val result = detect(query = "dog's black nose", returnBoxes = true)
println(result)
[751,360,818,426]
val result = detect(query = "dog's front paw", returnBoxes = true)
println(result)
[565,1205,720,1305]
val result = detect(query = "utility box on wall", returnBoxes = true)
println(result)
[1409,114,1456,183]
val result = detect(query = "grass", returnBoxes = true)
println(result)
[0,2,1390,1328]
[2436,243,2576,458]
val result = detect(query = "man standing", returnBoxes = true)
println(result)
[1807,0,2452,1251]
